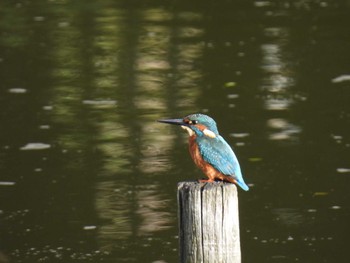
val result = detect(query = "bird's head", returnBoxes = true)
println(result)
[158,113,219,138]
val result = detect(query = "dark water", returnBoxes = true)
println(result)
[1,0,350,262]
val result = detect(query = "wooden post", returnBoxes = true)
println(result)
[177,181,241,263]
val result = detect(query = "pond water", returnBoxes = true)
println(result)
[0,1,349,262]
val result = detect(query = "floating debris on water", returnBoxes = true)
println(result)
[83,225,97,230]
[224,81,236,88]
[230,132,250,138]
[39,125,50,130]
[331,134,343,140]
[227,94,239,99]
[43,105,53,111]
[20,143,51,151]
[331,74,350,83]
[287,236,294,241]
[331,134,343,144]
[0,181,16,186]
[8,88,27,94]
[337,168,350,173]
[307,209,317,213]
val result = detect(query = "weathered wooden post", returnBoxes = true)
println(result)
[178,181,241,263]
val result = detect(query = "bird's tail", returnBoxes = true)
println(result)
[236,180,249,191]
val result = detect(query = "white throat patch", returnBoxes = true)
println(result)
[181,125,194,136]
[181,125,216,138]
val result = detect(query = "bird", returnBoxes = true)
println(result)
[158,113,249,191]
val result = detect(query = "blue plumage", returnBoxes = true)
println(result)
[196,135,249,191]
[158,113,249,191]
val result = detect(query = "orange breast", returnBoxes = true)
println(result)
[188,135,238,184]
[188,136,220,181]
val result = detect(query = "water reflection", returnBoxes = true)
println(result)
[261,28,294,95]
[267,118,301,141]
[46,4,182,251]
[135,186,172,235]
[260,27,301,142]
[1,1,350,263]
[26,3,203,260]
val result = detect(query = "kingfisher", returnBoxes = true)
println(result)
[158,113,249,191]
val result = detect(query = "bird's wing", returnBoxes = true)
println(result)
[196,135,242,179]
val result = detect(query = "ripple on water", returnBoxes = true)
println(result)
[10,246,110,262]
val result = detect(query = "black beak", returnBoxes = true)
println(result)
[157,118,186,126]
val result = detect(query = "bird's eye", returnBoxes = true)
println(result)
[184,119,198,125]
